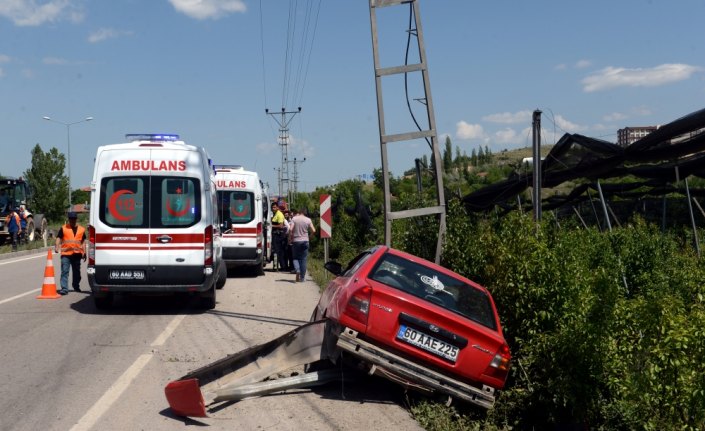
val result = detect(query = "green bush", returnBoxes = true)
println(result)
[440,199,705,429]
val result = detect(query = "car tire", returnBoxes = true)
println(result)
[94,293,113,310]
[256,259,265,276]
[200,283,216,309]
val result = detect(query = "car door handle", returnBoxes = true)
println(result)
[156,235,172,243]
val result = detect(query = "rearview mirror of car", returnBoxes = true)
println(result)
[324,261,343,276]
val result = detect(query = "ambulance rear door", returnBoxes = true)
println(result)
[147,147,207,284]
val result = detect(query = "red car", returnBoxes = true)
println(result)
[314,245,510,408]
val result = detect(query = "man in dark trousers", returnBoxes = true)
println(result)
[5,206,21,251]
[54,212,86,295]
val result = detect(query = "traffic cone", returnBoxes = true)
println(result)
[37,249,61,299]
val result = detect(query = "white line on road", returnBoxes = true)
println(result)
[69,354,153,431]
[70,313,187,431]
[0,288,42,306]
[152,314,186,347]
[0,254,46,265]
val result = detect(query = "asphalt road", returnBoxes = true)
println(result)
[0,249,422,431]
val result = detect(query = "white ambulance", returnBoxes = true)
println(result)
[214,165,270,275]
[87,134,226,310]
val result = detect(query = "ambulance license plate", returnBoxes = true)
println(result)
[109,270,145,280]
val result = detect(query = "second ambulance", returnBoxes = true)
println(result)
[214,165,269,276]
[87,134,226,309]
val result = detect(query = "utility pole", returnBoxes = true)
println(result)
[532,109,542,222]
[266,107,301,204]
[290,157,306,208]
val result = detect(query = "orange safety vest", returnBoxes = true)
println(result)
[60,224,86,256]
[5,213,20,231]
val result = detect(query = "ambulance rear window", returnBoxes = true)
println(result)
[157,178,199,227]
[101,177,146,227]
[100,176,201,228]
[217,190,255,224]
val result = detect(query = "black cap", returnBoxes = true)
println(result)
[67,211,78,219]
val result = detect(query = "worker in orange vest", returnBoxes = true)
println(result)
[5,207,21,252]
[54,211,86,295]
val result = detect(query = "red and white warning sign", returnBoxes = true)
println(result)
[320,194,332,238]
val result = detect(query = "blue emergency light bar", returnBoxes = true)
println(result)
[125,134,180,142]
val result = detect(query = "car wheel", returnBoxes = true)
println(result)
[256,259,265,276]
[200,283,216,309]
[26,218,35,242]
[94,293,113,310]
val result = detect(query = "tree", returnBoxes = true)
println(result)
[23,144,68,222]
[443,136,453,173]
[471,148,478,166]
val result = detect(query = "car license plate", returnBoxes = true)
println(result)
[109,270,145,280]
[396,325,459,362]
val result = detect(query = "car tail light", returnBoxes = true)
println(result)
[88,225,95,265]
[256,222,263,251]
[484,343,511,382]
[204,225,213,266]
[341,286,372,329]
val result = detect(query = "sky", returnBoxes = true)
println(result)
[1,0,703,196]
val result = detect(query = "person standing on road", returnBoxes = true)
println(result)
[18,205,28,244]
[289,207,315,282]
[270,202,286,267]
[54,211,86,295]
[5,207,21,252]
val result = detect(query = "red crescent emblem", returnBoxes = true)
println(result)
[167,197,190,217]
[231,201,249,217]
[108,190,136,222]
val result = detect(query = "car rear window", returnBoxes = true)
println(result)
[369,253,497,331]
[100,176,201,228]
[217,190,255,224]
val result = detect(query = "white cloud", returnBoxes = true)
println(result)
[256,134,314,158]
[43,56,67,65]
[553,114,585,132]
[603,112,627,122]
[575,59,592,69]
[0,67,4,78]
[456,121,485,140]
[0,54,10,63]
[555,63,567,71]
[0,0,83,26]
[88,28,134,43]
[494,128,519,145]
[169,0,246,20]
[482,110,532,124]
[582,63,701,92]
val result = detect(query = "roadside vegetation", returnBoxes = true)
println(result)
[305,141,705,430]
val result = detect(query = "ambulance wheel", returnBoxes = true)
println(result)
[216,263,227,289]
[94,293,113,310]
[200,284,216,309]
[256,259,265,276]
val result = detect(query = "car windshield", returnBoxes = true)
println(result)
[369,253,497,331]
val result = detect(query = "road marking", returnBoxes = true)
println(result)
[152,314,186,347]
[0,289,42,306]
[0,254,45,265]
[70,314,187,430]
[69,354,153,431]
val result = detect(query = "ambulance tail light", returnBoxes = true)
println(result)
[204,225,213,266]
[88,225,96,266]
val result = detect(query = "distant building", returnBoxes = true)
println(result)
[617,126,658,147]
